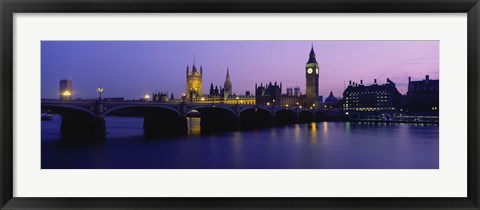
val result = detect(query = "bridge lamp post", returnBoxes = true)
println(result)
[144,94,150,102]
[181,93,186,103]
[96,87,104,100]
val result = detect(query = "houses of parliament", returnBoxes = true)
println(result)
[179,46,321,108]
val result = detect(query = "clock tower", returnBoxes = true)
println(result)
[305,45,319,108]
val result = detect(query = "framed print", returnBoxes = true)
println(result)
[1,0,479,209]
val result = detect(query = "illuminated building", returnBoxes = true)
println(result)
[186,60,203,101]
[305,45,319,108]
[343,78,402,112]
[59,79,72,100]
[406,75,439,113]
[183,68,255,105]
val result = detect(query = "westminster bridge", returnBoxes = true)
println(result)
[41,99,337,139]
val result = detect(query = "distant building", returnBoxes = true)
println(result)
[305,46,320,107]
[256,82,308,107]
[324,91,341,110]
[343,78,402,112]
[407,75,439,113]
[223,68,232,99]
[255,82,282,106]
[286,87,293,96]
[184,68,254,105]
[254,46,321,108]
[281,94,306,108]
[294,86,301,97]
[186,60,203,101]
[59,79,72,100]
[152,92,171,102]
[286,86,302,97]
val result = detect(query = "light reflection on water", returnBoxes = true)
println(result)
[187,117,201,136]
[41,116,439,169]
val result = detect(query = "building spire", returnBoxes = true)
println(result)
[307,44,318,64]
[192,57,197,72]
[226,67,230,79]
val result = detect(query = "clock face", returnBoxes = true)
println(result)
[316,68,319,74]
[307,68,313,74]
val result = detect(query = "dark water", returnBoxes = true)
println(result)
[41,115,439,169]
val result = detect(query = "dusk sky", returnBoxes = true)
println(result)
[41,41,439,100]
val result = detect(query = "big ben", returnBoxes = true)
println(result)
[305,45,319,108]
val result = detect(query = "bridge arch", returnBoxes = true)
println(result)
[275,109,296,125]
[299,110,315,123]
[104,104,181,117]
[41,104,96,119]
[41,104,102,139]
[239,106,273,115]
[188,105,236,117]
[239,107,274,130]
[104,104,185,136]
[188,105,237,133]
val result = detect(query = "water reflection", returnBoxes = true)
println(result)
[42,116,439,169]
[322,122,329,139]
[187,117,201,136]
[293,124,301,143]
[308,122,317,144]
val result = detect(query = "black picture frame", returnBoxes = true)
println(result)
[1,0,479,209]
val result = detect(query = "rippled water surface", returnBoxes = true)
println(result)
[42,115,439,169]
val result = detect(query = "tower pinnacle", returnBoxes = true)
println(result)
[224,67,232,98]
[308,44,317,64]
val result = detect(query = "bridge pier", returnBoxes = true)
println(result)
[59,100,106,140]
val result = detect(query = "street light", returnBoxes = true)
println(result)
[144,94,150,101]
[181,93,186,103]
[96,87,104,100]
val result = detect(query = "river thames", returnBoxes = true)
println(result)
[41,115,439,169]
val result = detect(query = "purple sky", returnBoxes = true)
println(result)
[41,41,439,100]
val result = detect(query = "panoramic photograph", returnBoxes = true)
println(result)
[41,40,439,169]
